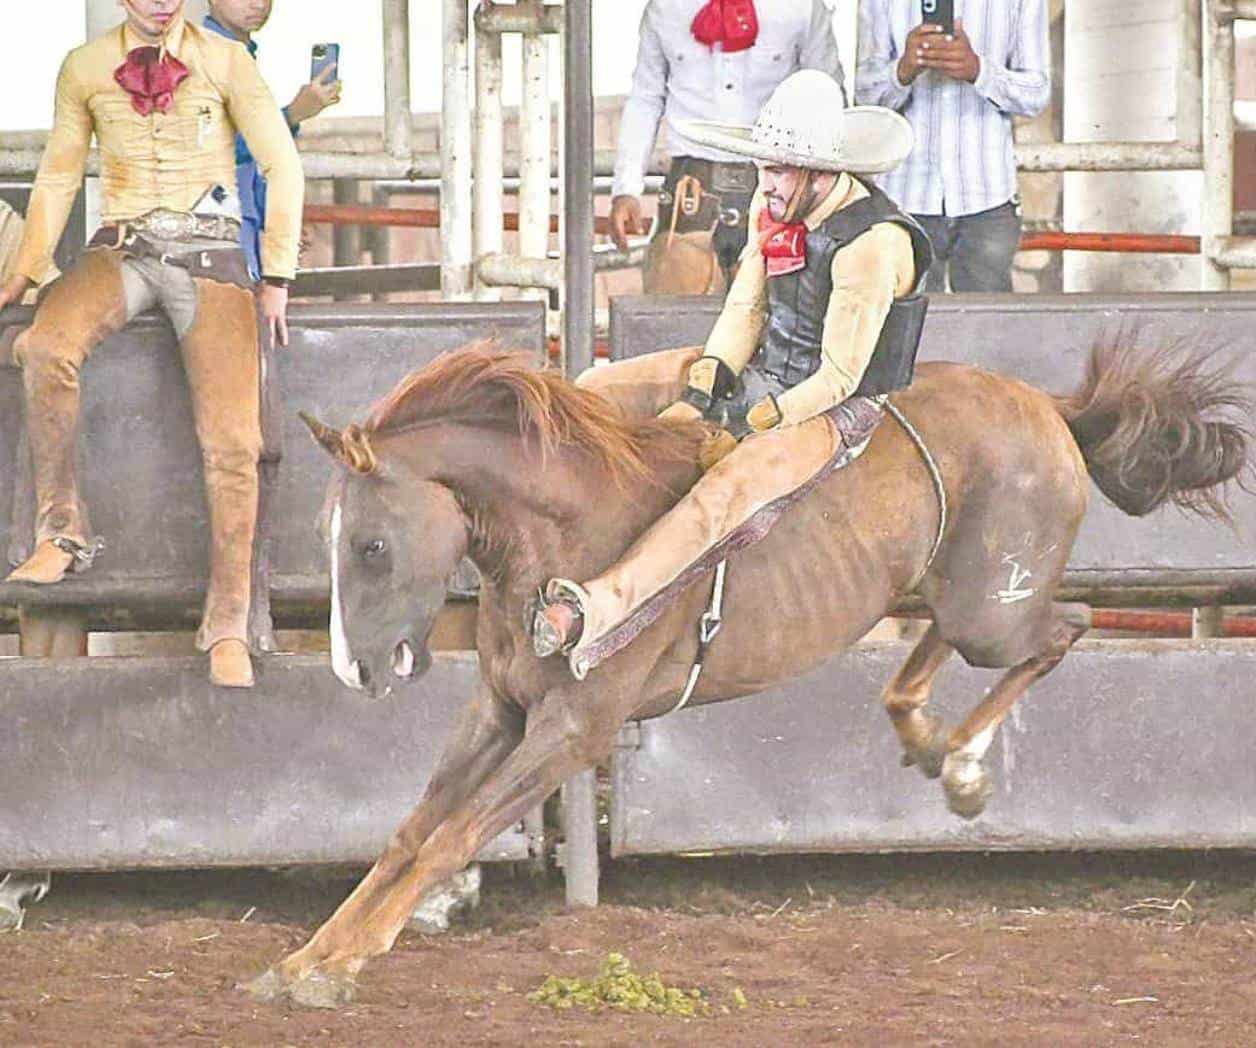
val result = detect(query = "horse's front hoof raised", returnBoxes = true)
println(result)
[940,751,992,820]
[240,966,357,1009]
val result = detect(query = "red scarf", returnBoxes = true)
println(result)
[691,0,759,53]
[114,46,189,116]
[758,210,807,277]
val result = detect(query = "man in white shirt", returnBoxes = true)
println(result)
[855,0,1050,291]
[611,0,845,293]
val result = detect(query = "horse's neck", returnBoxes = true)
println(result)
[422,421,699,602]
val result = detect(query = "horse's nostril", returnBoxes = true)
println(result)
[356,660,372,687]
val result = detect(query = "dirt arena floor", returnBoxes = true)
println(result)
[3,851,1255,1046]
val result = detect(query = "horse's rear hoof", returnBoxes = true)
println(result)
[240,968,284,1002]
[941,752,993,820]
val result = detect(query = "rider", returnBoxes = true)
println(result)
[533,70,932,680]
[0,0,304,688]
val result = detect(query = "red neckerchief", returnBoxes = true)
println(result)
[691,0,759,53]
[758,209,808,277]
[114,46,189,116]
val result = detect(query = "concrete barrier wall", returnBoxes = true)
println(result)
[612,640,1256,856]
[0,652,527,871]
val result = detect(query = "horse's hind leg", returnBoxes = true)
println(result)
[882,622,955,778]
[941,601,1091,818]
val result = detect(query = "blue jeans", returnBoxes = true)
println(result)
[914,200,1022,293]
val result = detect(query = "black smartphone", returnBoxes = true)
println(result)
[921,0,954,35]
[311,43,340,83]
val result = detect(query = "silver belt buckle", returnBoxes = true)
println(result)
[149,211,182,239]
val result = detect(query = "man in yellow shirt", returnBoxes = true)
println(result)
[0,0,304,688]
[532,71,931,680]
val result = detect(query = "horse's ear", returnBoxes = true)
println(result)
[299,411,346,460]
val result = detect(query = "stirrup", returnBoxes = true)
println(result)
[529,578,588,659]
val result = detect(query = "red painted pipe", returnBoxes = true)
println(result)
[1090,609,1256,637]
[302,206,1203,257]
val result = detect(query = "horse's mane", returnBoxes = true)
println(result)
[363,343,703,489]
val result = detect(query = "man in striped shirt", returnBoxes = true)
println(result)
[855,0,1050,291]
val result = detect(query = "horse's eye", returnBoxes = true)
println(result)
[363,539,387,558]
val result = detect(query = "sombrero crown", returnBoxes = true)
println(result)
[677,70,913,175]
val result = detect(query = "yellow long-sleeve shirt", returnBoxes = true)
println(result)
[702,174,917,427]
[15,14,303,284]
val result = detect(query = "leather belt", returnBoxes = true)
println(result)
[126,209,241,243]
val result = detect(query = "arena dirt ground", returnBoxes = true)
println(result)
[2,851,1255,1046]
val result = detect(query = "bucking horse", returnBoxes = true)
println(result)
[246,338,1250,1007]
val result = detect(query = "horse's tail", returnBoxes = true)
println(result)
[1053,333,1253,521]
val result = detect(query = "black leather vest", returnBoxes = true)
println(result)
[756,180,934,395]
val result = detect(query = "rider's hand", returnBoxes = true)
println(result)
[610,195,644,252]
[658,400,703,424]
[286,65,343,126]
[896,22,947,85]
[0,273,33,314]
[746,395,783,433]
[915,19,981,83]
[698,428,738,472]
[257,281,290,347]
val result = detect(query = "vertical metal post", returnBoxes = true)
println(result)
[1192,605,1224,638]
[1200,0,1233,291]
[519,6,553,308]
[561,0,595,377]
[561,770,599,907]
[557,0,599,908]
[473,6,504,302]
[332,179,362,300]
[382,0,413,160]
[442,0,474,299]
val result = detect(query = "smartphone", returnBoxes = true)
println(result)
[311,43,340,84]
[920,0,954,35]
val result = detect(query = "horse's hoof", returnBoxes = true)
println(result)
[239,966,357,1009]
[900,714,949,779]
[941,752,992,820]
[240,968,284,1002]
[0,901,23,933]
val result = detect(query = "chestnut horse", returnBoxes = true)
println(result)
[248,341,1249,1007]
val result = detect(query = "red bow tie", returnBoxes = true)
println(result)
[691,0,759,53]
[114,46,189,116]
[759,212,808,277]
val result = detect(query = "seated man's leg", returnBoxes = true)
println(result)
[8,249,136,583]
[559,411,842,677]
[574,346,703,418]
[166,275,263,687]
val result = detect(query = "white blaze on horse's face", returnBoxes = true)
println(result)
[329,499,364,690]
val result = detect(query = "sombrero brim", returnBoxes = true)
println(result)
[676,106,914,175]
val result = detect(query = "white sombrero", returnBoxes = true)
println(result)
[677,70,913,175]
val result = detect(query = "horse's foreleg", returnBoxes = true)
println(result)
[258,693,614,1007]
[244,682,524,1007]
[882,622,955,778]
[941,602,1091,818]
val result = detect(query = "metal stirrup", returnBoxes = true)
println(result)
[669,559,728,716]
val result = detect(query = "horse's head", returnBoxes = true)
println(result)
[302,412,468,699]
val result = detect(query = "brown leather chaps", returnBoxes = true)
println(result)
[12,245,263,650]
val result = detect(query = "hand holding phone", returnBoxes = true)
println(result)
[288,44,343,125]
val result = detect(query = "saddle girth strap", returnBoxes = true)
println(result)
[884,400,947,591]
